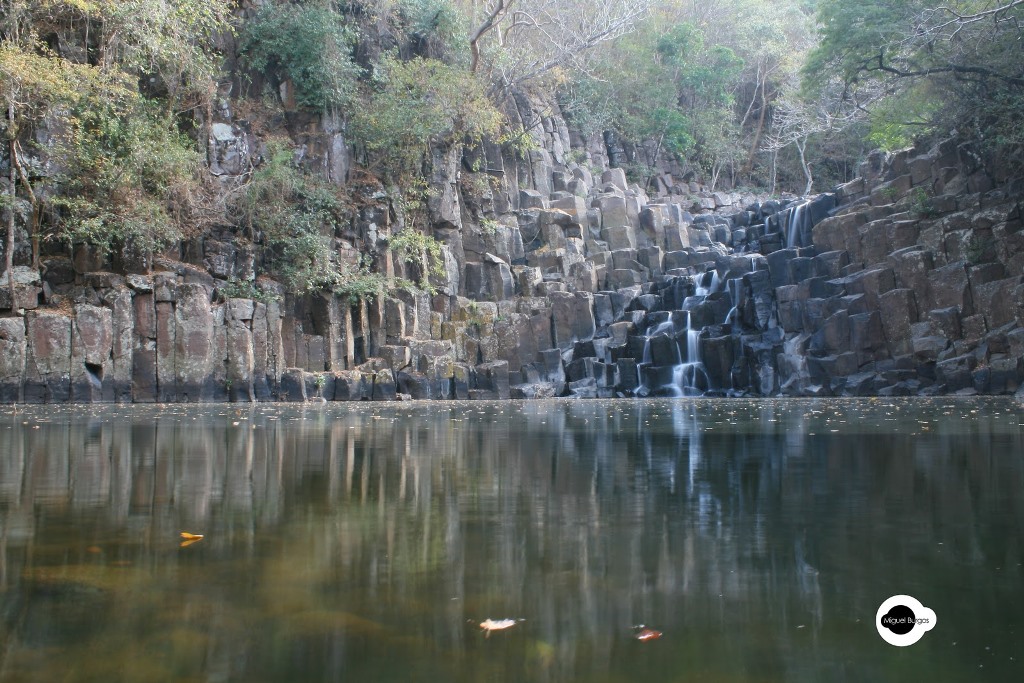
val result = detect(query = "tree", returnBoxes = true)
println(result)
[240,1,361,112]
[233,139,348,294]
[461,0,653,93]
[565,15,743,188]
[805,0,1024,153]
[351,54,501,181]
[766,94,825,195]
[1,0,232,273]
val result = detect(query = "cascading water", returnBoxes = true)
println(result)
[724,277,742,324]
[604,194,838,399]
[672,309,709,396]
[697,269,722,296]
[784,193,838,249]
[634,268,728,397]
[785,200,809,249]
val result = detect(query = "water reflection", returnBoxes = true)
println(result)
[0,399,1022,682]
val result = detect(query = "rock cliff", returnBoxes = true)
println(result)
[1,94,1021,403]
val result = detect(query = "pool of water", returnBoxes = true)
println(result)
[0,398,1021,682]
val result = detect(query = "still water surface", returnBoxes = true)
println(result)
[0,398,1022,682]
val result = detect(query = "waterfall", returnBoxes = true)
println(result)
[724,277,742,325]
[696,269,722,296]
[778,333,812,394]
[641,320,678,365]
[784,194,838,249]
[673,309,709,396]
[607,195,837,399]
[638,319,682,396]
[785,200,809,249]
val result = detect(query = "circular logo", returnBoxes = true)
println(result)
[876,595,937,646]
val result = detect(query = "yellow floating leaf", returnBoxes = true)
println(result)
[180,532,204,540]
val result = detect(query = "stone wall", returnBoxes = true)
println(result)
[789,140,1024,395]
[1,91,1021,402]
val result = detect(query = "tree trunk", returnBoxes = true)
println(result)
[797,137,813,195]
[643,131,666,194]
[10,142,39,269]
[469,0,510,73]
[6,104,15,310]
[6,147,15,309]
[744,79,769,175]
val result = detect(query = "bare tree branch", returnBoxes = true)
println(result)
[469,0,512,73]
[469,0,652,92]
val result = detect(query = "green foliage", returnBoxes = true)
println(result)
[241,1,361,111]
[53,98,200,255]
[479,217,502,235]
[910,187,936,219]
[880,184,900,201]
[568,18,743,179]
[975,87,1024,150]
[398,0,469,61]
[4,1,233,109]
[350,54,501,180]
[565,149,588,166]
[865,83,939,151]
[803,0,923,89]
[388,227,445,291]
[0,43,106,133]
[1,39,204,257]
[333,261,391,303]
[236,140,347,293]
[90,0,235,106]
[496,125,540,159]
[623,163,656,186]
[1,1,231,263]
[805,0,1024,164]
[219,279,281,303]
[236,139,443,298]
[965,233,997,265]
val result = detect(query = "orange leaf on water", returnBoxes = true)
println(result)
[635,628,662,642]
[180,532,204,540]
[479,618,518,637]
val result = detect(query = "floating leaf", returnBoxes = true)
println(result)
[480,618,518,637]
[635,628,662,642]
[180,532,204,547]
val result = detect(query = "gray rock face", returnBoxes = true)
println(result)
[208,122,250,176]
[2,94,1021,403]
[24,312,72,402]
[71,304,113,402]
[0,318,26,402]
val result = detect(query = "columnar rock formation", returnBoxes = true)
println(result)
[1,99,1021,402]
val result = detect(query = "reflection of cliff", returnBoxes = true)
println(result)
[0,400,1022,681]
